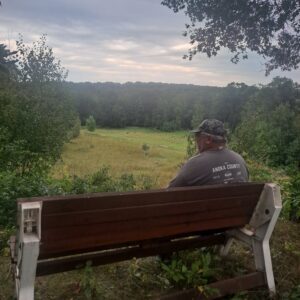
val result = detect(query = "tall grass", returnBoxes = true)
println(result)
[52,128,187,187]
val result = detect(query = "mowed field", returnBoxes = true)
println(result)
[52,127,188,187]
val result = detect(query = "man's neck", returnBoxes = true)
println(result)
[201,143,226,153]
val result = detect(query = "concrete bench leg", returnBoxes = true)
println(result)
[15,202,41,300]
[16,237,40,300]
[252,236,275,294]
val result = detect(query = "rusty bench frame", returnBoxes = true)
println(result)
[9,183,282,300]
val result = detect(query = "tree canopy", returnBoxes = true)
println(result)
[0,44,17,83]
[161,0,300,75]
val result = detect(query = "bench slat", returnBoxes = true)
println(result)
[19,183,264,213]
[42,195,257,228]
[41,204,254,243]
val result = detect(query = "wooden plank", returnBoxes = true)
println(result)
[42,196,258,229]
[41,210,252,247]
[159,272,266,299]
[19,183,264,214]
[39,190,258,257]
[39,215,247,258]
[36,234,226,276]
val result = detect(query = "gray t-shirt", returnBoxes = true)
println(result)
[168,148,249,188]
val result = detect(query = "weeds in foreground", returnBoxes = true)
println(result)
[78,261,103,300]
[159,249,220,297]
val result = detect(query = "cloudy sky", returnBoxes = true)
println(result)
[0,0,299,86]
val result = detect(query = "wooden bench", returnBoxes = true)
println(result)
[9,182,282,300]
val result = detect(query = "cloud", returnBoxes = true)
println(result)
[0,0,298,86]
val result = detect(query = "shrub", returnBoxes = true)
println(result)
[86,115,96,132]
[78,261,103,299]
[142,143,150,156]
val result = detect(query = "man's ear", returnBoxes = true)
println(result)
[205,135,212,144]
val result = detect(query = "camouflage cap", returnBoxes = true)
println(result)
[191,119,227,137]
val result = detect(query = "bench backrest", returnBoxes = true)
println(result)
[18,183,264,260]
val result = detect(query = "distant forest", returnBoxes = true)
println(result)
[68,81,253,131]
[66,77,300,165]
[68,77,300,168]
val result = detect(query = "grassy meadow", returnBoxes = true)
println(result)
[52,127,188,187]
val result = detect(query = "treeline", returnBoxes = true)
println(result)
[68,81,256,132]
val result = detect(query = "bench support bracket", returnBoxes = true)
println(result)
[221,183,282,296]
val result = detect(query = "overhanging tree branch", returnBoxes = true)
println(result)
[161,0,300,75]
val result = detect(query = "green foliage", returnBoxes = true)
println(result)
[0,228,14,256]
[161,121,179,132]
[0,171,48,227]
[186,134,197,159]
[53,166,155,195]
[282,285,300,300]
[68,116,81,140]
[16,34,68,83]
[0,44,17,83]
[68,81,254,132]
[160,249,219,290]
[86,115,96,132]
[285,170,300,222]
[191,103,204,129]
[0,166,155,230]
[0,36,78,173]
[233,77,300,168]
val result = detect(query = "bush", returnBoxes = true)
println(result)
[0,171,48,227]
[160,249,219,290]
[86,115,96,132]
[142,143,150,156]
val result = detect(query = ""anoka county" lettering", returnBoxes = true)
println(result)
[212,163,240,173]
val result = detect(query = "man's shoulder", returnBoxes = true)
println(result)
[224,148,246,160]
[187,153,206,162]
[186,149,246,163]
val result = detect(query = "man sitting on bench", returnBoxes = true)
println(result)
[168,119,249,188]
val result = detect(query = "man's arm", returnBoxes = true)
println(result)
[167,171,187,188]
